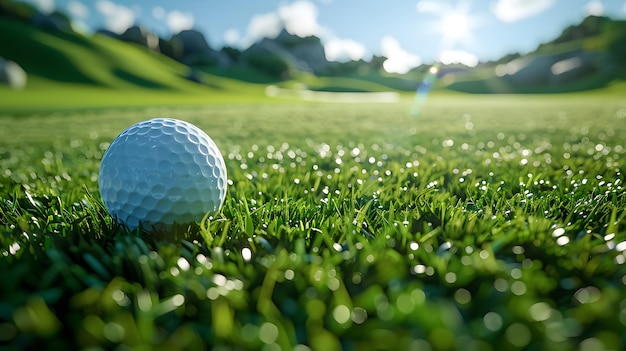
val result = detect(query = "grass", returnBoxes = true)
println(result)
[0,91,625,350]
[0,17,269,108]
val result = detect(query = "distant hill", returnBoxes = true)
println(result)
[0,1,248,92]
[1,0,625,94]
[442,16,626,93]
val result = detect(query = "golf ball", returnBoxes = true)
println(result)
[98,118,227,231]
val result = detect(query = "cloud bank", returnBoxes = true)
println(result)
[166,10,194,33]
[278,0,323,38]
[491,0,555,22]
[96,0,135,34]
[438,50,479,67]
[246,12,282,44]
[416,0,446,14]
[381,36,421,74]
[584,0,604,16]
[33,0,54,14]
[325,38,366,62]
[243,0,326,45]
[239,0,366,61]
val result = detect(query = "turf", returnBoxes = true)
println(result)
[0,92,625,350]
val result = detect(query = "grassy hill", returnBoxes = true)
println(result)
[442,16,626,94]
[0,17,277,110]
[1,20,176,89]
[1,4,626,109]
[0,18,262,94]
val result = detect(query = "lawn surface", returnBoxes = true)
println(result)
[0,91,625,350]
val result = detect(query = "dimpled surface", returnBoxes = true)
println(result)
[98,118,227,231]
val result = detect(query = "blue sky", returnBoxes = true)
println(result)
[22,0,626,73]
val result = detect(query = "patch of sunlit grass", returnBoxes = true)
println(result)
[1,94,625,350]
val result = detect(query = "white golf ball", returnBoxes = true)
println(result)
[98,118,227,231]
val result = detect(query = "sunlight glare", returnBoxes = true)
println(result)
[432,1,477,49]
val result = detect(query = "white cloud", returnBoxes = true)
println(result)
[278,0,323,37]
[96,0,135,34]
[381,35,421,74]
[416,0,444,14]
[223,29,241,46]
[585,0,604,16]
[33,0,55,14]
[152,6,165,20]
[438,50,479,67]
[491,0,554,22]
[324,38,366,62]
[246,12,282,44]
[66,0,90,33]
[166,10,194,33]
[243,0,327,46]
[67,1,88,19]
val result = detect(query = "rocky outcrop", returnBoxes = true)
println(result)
[278,31,328,74]
[97,27,230,68]
[241,29,329,78]
[498,50,598,86]
[242,39,293,78]
[31,11,71,31]
[169,30,231,67]
[120,26,160,51]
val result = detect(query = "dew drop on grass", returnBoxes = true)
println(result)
[574,286,601,304]
[445,272,457,284]
[396,294,415,313]
[103,322,125,343]
[172,294,184,307]
[333,305,351,324]
[351,307,367,324]
[529,302,552,322]
[284,270,295,280]
[493,278,509,292]
[8,242,20,255]
[413,265,426,274]
[258,322,279,344]
[207,288,219,300]
[454,289,471,304]
[242,247,252,262]
[112,290,130,307]
[484,312,503,331]
[177,258,190,271]
[506,323,531,347]
[557,236,570,246]
[213,274,227,286]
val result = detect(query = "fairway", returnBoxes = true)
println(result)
[1,93,625,350]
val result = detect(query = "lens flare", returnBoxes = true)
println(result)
[411,65,439,117]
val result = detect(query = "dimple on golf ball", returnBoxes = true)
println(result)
[98,118,227,231]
